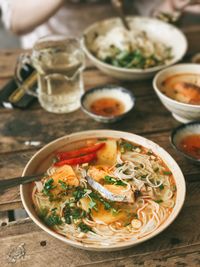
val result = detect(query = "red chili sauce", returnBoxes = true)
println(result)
[90,97,125,117]
[179,134,200,160]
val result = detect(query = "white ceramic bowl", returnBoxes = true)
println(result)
[20,130,186,251]
[80,85,135,123]
[82,17,187,81]
[153,64,200,123]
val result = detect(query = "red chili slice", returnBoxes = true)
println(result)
[54,152,97,167]
[56,142,105,160]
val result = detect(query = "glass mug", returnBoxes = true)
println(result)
[16,36,85,113]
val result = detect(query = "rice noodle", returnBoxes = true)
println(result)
[32,137,177,247]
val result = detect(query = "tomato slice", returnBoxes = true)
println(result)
[54,153,97,167]
[56,143,105,160]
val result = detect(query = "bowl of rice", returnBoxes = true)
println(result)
[82,17,187,80]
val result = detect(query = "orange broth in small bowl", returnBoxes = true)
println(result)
[81,85,135,123]
[160,73,200,105]
[171,121,200,164]
[90,97,125,117]
[179,134,200,160]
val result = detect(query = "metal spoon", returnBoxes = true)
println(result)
[0,173,45,193]
[111,0,130,30]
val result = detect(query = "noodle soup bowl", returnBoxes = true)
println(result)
[20,130,186,251]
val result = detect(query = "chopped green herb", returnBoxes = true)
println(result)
[52,157,58,164]
[154,167,159,172]
[58,180,69,190]
[154,199,163,204]
[44,211,62,226]
[172,185,177,192]
[97,137,107,141]
[103,201,112,210]
[159,184,164,190]
[89,191,99,200]
[89,191,113,211]
[104,175,126,187]
[115,180,127,186]
[71,208,86,220]
[115,163,124,168]
[42,178,56,196]
[73,187,87,201]
[89,199,98,211]
[63,205,72,224]
[104,175,116,183]
[64,205,87,224]
[78,222,92,233]
[51,207,57,212]
[163,171,172,175]
[134,167,139,170]
[111,208,120,215]
[147,150,153,155]
[38,208,48,219]
[120,141,133,153]
[141,174,148,179]
[124,222,131,227]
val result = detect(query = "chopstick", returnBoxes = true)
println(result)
[0,173,45,193]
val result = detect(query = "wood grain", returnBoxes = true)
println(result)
[0,95,180,154]
[0,18,200,267]
[0,130,199,212]
[1,180,200,266]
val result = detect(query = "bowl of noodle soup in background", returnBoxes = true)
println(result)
[20,130,186,251]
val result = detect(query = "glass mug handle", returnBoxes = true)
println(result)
[15,54,38,97]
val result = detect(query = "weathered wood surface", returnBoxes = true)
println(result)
[1,180,200,267]
[0,130,199,212]
[0,16,200,267]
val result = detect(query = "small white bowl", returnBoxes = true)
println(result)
[81,85,135,123]
[82,16,187,81]
[153,64,200,123]
[171,121,200,164]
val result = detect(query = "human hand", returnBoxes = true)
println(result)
[152,0,200,23]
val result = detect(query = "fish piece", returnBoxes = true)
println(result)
[104,184,133,203]
[52,165,79,186]
[86,175,134,203]
[80,196,133,224]
[87,165,110,182]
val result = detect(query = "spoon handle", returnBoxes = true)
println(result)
[111,0,130,30]
[0,173,45,192]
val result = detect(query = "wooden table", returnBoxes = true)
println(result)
[0,23,200,267]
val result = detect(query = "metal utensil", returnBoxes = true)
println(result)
[0,173,45,192]
[111,0,130,30]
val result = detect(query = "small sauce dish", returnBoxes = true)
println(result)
[170,121,200,164]
[80,85,135,123]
